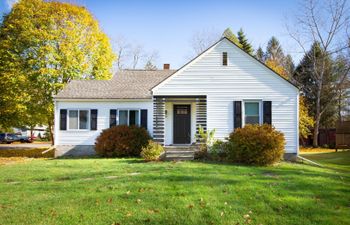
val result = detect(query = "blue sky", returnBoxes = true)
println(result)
[0,0,302,68]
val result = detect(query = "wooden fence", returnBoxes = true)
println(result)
[336,121,350,150]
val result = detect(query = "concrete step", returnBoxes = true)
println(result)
[165,155,194,161]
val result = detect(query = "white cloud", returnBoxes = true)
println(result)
[6,0,19,9]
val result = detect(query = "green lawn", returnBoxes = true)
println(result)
[300,150,350,173]
[0,156,349,225]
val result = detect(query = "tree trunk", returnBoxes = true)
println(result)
[312,116,320,147]
[30,126,34,140]
[313,84,322,147]
[48,120,54,146]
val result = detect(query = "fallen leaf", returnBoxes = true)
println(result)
[188,204,194,209]
[243,214,250,219]
[107,198,113,204]
[136,199,142,204]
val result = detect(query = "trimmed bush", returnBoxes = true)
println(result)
[226,124,285,165]
[95,125,151,157]
[141,140,164,161]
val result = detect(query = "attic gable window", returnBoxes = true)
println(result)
[223,52,228,66]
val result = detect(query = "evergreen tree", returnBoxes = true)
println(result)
[222,28,241,47]
[284,54,295,79]
[266,36,285,65]
[255,47,265,62]
[293,42,338,129]
[237,28,253,54]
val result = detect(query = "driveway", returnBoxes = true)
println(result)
[0,143,52,150]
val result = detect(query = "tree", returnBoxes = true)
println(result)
[190,28,221,55]
[113,36,131,70]
[0,0,115,144]
[222,28,241,47]
[266,37,285,65]
[284,54,295,79]
[299,96,315,145]
[237,28,253,54]
[144,61,157,70]
[333,54,350,121]
[255,47,265,62]
[287,0,350,147]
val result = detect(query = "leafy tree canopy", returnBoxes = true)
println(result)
[0,0,115,137]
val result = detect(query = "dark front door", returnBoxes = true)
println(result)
[173,105,191,144]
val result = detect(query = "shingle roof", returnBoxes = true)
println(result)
[54,69,176,99]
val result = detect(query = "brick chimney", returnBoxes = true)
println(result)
[163,64,170,70]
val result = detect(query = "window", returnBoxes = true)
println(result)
[223,52,228,66]
[118,109,140,126]
[244,102,260,125]
[68,110,89,130]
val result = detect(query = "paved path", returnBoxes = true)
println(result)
[0,143,51,150]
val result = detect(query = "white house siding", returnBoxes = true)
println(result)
[164,102,197,145]
[153,39,299,154]
[54,100,153,146]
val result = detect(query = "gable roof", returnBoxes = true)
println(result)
[152,37,299,91]
[54,69,176,99]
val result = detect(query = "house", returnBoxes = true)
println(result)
[54,37,299,159]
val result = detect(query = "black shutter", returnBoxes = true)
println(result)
[110,109,117,127]
[60,109,67,130]
[234,101,242,129]
[141,109,148,130]
[90,109,98,130]
[263,101,272,124]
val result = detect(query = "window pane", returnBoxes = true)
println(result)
[245,102,259,125]
[245,102,259,116]
[69,110,78,129]
[79,110,88,129]
[223,52,228,66]
[129,110,139,125]
[119,110,128,125]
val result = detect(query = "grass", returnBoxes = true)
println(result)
[300,150,350,172]
[0,156,349,225]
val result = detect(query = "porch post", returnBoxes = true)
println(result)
[195,97,207,143]
[153,97,165,146]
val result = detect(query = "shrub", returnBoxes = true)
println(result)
[226,124,285,165]
[195,126,216,159]
[95,125,151,157]
[141,140,164,161]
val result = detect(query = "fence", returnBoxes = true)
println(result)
[336,121,350,150]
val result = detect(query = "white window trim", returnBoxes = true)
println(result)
[117,109,141,126]
[242,100,262,126]
[67,109,90,131]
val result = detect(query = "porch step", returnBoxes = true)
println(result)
[164,146,196,161]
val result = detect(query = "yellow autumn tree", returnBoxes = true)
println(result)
[0,0,115,142]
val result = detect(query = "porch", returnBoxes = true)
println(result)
[153,96,207,147]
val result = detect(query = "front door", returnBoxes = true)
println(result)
[173,105,191,144]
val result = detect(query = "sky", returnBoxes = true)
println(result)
[0,0,304,69]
